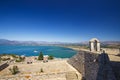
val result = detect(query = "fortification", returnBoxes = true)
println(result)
[68,51,99,80]
[68,51,116,80]
[96,53,116,80]
[89,38,100,52]
[68,38,116,80]
[101,48,119,55]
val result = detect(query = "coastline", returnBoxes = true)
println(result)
[62,45,90,52]
[0,46,76,58]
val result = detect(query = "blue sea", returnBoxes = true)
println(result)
[0,46,77,58]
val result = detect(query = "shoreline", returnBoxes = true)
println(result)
[62,45,90,52]
[0,45,77,58]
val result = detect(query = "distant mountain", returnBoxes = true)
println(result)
[0,39,20,45]
[101,41,120,45]
[0,39,120,46]
[100,41,120,48]
[0,39,71,46]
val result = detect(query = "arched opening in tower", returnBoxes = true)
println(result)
[94,40,98,51]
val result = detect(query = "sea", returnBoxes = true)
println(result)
[0,46,77,58]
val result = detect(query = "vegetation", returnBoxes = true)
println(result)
[101,44,120,48]
[9,66,19,75]
[0,57,1,62]
[0,53,8,56]
[0,53,18,61]
[38,52,43,60]
[48,55,54,60]
[15,56,25,62]
[10,54,17,58]
[1,58,10,61]
[0,53,17,56]
[40,68,44,73]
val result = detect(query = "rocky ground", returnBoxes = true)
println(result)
[0,59,82,80]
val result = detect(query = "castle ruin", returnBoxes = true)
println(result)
[68,38,117,80]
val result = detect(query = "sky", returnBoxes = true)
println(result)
[0,0,120,42]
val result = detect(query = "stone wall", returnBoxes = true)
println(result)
[68,50,116,80]
[68,51,99,80]
[102,48,119,55]
[67,51,85,77]
[84,52,99,80]
[110,61,120,80]
[96,53,116,80]
[0,62,9,71]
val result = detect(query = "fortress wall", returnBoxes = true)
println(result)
[68,51,99,80]
[67,51,85,77]
[84,52,99,80]
[68,50,116,80]
[102,48,119,55]
[96,53,116,80]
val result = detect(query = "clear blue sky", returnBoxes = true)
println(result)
[0,0,120,42]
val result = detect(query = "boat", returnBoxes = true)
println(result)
[34,50,38,53]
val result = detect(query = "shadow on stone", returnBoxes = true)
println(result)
[0,62,9,71]
[110,61,120,80]
[96,53,116,80]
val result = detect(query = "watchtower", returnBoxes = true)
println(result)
[89,38,100,52]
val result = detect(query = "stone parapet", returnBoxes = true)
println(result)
[68,50,116,80]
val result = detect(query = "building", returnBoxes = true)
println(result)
[89,38,100,52]
[43,55,48,63]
